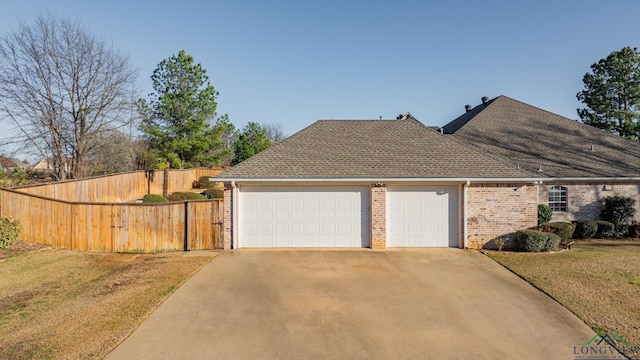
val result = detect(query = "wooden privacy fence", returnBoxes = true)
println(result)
[0,188,223,252]
[0,168,227,252]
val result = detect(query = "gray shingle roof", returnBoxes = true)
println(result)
[217,119,533,179]
[443,96,640,178]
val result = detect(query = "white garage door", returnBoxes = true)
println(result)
[387,185,459,247]
[239,185,370,248]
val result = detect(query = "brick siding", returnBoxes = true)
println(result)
[223,186,232,249]
[370,184,387,249]
[466,183,538,249]
[540,183,640,222]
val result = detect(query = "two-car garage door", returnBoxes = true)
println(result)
[238,185,458,248]
[239,185,370,248]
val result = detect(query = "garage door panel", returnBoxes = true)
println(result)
[240,185,369,248]
[387,186,458,248]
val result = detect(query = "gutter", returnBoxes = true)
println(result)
[213,177,546,183]
[214,176,640,183]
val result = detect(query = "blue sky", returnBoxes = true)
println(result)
[1,0,639,141]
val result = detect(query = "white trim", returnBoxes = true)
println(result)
[214,177,544,183]
[232,181,238,249]
[543,177,640,182]
[463,180,469,249]
[215,176,640,183]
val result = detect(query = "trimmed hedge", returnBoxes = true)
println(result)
[202,188,224,199]
[545,233,561,251]
[595,221,615,238]
[0,217,22,250]
[142,194,168,203]
[572,220,597,239]
[538,204,552,225]
[197,176,215,189]
[539,222,575,245]
[167,192,207,202]
[515,230,560,252]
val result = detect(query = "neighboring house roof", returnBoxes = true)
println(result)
[217,118,533,179]
[0,156,18,169]
[442,96,640,178]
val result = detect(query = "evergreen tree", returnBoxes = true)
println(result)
[139,50,229,168]
[577,47,640,140]
[231,122,271,165]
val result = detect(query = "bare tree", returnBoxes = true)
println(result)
[0,14,138,180]
[262,122,287,143]
[85,128,137,175]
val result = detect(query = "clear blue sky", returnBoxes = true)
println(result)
[1,0,639,139]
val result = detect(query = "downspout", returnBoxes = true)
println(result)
[463,180,469,249]
[231,181,238,249]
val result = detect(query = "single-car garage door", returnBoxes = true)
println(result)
[239,185,370,248]
[387,185,459,247]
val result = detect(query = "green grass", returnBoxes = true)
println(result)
[488,239,640,347]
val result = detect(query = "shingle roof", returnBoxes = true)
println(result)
[217,119,533,179]
[443,96,640,178]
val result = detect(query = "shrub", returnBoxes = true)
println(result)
[202,188,224,199]
[544,233,561,251]
[601,196,636,236]
[183,192,207,200]
[142,194,168,203]
[0,217,22,250]
[197,176,215,189]
[538,204,552,225]
[572,220,597,239]
[595,221,615,238]
[493,237,506,251]
[539,222,575,245]
[167,192,189,201]
[515,230,548,252]
[166,192,207,201]
[628,223,640,238]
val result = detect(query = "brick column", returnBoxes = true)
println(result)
[371,183,387,249]
[223,185,233,249]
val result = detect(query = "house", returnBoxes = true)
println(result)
[442,96,640,225]
[0,156,18,172]
[215,96,640,250]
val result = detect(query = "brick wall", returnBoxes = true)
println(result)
[370,184,387,249]
[540,183,640,222]
[223,186,233,249]
[466,183,538,249]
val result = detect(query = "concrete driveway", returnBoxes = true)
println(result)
[106,249,594,359]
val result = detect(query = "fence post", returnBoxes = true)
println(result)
[184,201,189,251]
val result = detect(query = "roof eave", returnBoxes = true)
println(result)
[213,177,546,183]
[213,176,640,183]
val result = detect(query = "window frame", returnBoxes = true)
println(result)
[548,186,568,212]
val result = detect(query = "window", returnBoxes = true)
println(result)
[548,186,567,212]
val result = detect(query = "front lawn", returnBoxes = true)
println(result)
[488,240,640,347]
[0,243,214,359]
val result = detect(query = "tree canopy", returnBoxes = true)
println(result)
[139,50,229,168]
[0,14,138,179]
[577,46,640,140]
[231,122,272,165]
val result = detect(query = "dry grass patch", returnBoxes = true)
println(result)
[488,240,640,347]
[0,244,215,359]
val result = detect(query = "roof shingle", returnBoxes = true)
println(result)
[217,119,532,179]
[443,96,640,178]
